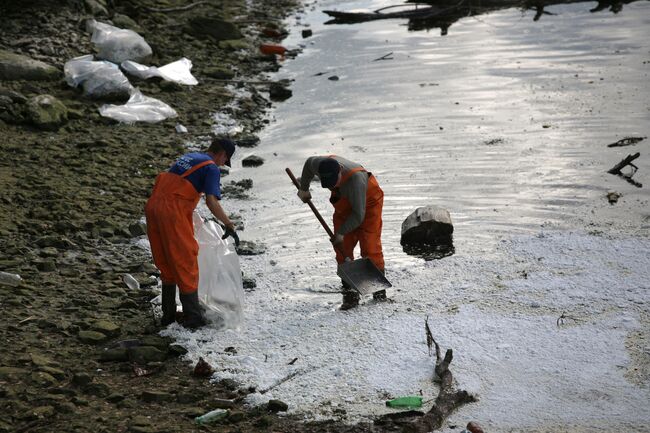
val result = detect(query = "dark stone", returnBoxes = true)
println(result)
[84,382,110,397]
[267,399,288,412]
[328,75,339,81]
[128,222,147,237]
[236,241,266,256]
[25,95,68,131]
[242,277,256,290]
[0,50,60,81]
[203,67,235,80]
[168,344,188,357]
[78,330,109,344]
[99,348,129,362]
[35,259,56,272]
[72,372,93,387]
[106,393,125,403]
[302,29,313,38]
[269,83,292,101]
[234,136,260,148]
[128,346,167,363]
[186,17,242,41]
[242,155,264,167]
[140,390,174,403]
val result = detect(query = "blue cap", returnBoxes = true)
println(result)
[318,158,340,188]
[213,137,236,167]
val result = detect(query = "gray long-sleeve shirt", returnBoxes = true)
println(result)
[300,155,369,235]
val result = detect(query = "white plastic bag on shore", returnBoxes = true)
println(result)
[194,214,244,328]
[121,58,198,85]
[64,54,134,99]
[89,20,152,64]
[99,89,177,123]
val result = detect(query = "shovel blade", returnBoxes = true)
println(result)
[337,258,392,295]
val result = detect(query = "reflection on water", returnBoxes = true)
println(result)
[225,0,649,289]
[324,0,649,36]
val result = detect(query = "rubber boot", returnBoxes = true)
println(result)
[160,284,177,326]
[179,291,207,329]
[339,279,360,311]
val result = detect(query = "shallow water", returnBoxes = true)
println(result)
[228,0,649,279]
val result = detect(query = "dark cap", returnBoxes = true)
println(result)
[210,137,236,167]
[318,158,340,188]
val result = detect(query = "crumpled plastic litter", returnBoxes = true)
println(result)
[64,54,134,99]
[89,19,152,64]
[121,58,198,85]
[194,214,244,329]
[99,89,177,123]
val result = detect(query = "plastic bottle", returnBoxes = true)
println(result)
[195,409,229,425]
[0,271,23,287]
[122,273,140,290]
[385,396,423,408]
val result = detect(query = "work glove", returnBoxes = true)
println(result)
[330,233,344,245]
[297,189,312,203]
[222,225,240,246]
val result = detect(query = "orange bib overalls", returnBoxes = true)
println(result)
[331,166,385,271]
[144,160,215,295]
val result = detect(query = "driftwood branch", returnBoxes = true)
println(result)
[607,136,646,147]
[607,153,642,187]
[413,340,477,432]
[144,1,207,13]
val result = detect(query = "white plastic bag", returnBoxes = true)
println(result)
[89,20,152,64]
[64,54,134,99]
[194,214,244,328]
[99,89,177,123]
[121,58,198,85]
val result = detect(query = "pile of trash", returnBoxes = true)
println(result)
[64,19,198,123]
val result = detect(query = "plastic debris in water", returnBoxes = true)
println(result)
[385,396,423,408]
[195,408,228,425]
[122,273,140,290]
[175,123,188,133]
[0,271,23,287]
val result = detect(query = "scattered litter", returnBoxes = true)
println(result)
[193,356,215,377]
[259,43,287,59]
[122,273,140,290]
[606,190,621,204]
[175,123,188,133]
[64,54,133,99]
[607,136,645,147]
[386,396,423,408]
[121,57,198,85]
[0,271,23,287]
[99,89,177,123]
[132,363,162,377]
[89,19,152,64]
[195,408,229,425]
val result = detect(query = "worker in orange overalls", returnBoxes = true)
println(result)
[145,138,239,329]
[298,155,385,310]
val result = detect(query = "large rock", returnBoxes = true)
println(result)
[401,206,453,246]
[25,95,68,131]
[186,17,242,41]
[0,50,60,81]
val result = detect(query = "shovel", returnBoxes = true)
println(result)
[286,168,392,295]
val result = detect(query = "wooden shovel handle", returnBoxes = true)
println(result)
[286,167,336,239]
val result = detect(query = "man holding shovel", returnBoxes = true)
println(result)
[297,155,386,310]
[145,137,240,329]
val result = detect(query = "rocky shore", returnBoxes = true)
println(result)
[0,1,372,432]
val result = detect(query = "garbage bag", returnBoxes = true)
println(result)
[121,58,198,85]
[194,214,244,328]
[89,20,152,64]
[64,54,134,99]
[99,89,177,123]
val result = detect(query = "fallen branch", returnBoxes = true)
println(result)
[373,52,394,61]
[144,1,207,13]
[413,337,477,432]
[607,152,640,175]
[607,137,646,147]
[259,367,312,394]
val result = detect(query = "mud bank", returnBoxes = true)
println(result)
[0,1,377,432]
